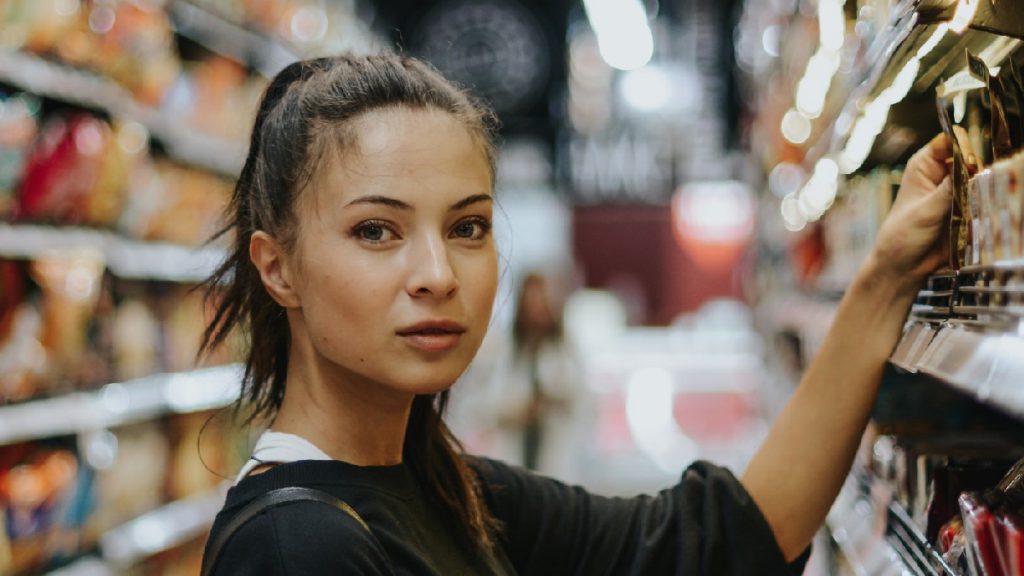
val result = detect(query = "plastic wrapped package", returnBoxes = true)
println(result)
[118,160,232,246]
[0,443,84,574]
[1,0,180,105]
[15,114,147,228]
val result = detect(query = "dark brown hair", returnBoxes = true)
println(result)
[200,54,500,553]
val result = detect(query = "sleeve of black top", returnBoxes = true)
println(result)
[472,458,810,576]
[209,501,393,575]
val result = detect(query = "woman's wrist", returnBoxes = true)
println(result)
[850,250,923,315]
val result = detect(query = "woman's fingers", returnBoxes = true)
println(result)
[907,133,952,190]
[952,125,979,170]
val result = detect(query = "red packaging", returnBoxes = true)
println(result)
[961,492,1004,576]
[940,516,964,553]
[16,115,110,224]
[1003,514,1024,576]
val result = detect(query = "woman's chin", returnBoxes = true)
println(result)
[404,377,459,396]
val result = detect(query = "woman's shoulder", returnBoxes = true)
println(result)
[207,494,392,574]
[205,477,394,575]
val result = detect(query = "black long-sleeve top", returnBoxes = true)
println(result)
[203,457,808,575]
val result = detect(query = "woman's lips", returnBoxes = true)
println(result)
[399,331,463,352]
[396,321,466,353]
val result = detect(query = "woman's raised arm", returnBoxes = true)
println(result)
[740,133,955,560]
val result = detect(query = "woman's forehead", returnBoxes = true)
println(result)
[305,108,492,208]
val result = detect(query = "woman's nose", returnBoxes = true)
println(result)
[407,234,459,299]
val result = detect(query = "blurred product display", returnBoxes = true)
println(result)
[743,0,1024,574]
[0,1,318,573]
[7,0,1024,574]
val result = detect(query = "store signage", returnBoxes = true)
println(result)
[562,131,676,204]
[412,0,550,116]
[374,0,569,147]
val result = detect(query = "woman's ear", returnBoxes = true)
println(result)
[250,231,302,308]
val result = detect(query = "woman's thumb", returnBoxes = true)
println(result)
[920,175,953,222]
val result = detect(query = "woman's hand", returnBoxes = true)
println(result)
[868,133,956,286]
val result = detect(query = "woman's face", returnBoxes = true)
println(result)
[288,107,497,396]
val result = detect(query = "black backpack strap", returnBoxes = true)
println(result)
[201,486,371,576]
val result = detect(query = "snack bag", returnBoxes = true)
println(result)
[16,115,112,225]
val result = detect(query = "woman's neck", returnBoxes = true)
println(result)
[272,328,414,466]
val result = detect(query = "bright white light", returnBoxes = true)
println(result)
[796,82,827,119]
[620,66,670,111]
[838,98,892,174]
[583,0,654,70]
[674,181,755,243]
[165,370,239,412]
[769,162,805,198]
[801,178,837,213]
[117,122,149,155]
[795,48,841,119]
[625,367,675,434]
[102,383,130,414]
[918,24,948,59]
[624,367,697,473]
[954,90,967,123]
[949,0,978,34]
[783,219,807,232]
[814,157,839,181]
[781,193,808,232]
[564,290,627,358]
[797,157,841,216]
[84,430,119,470]
[781,108,812,144]
[55,0,79,16]
[797,190,824,221]
[880,57,920,105]
[818,0,845,52]
[762,25,781,57]
[131,517,170,554]
[290,6,328,43]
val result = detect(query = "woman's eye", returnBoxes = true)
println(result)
[452,218,491,240]
[352,221,395,243]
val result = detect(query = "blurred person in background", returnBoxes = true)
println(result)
[503,272,578,474]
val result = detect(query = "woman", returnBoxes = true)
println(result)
[199,54,953,575]
[500,272,577,474]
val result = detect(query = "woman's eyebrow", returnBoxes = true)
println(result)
[450,194,493,211]
[344,193,492,211]
[345,195,413,210]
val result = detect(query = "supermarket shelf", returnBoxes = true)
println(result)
[799,0,918,170]
[100,483,227,567]
[886,499,956,576]
[827,470,955,576]
[809,1,1024,173]
[0,223,225,283]
[890,320,1024,420]
[0,364,243,446]
[169,0,298,77]
[0,48,244,177]
[826,474,913,576]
